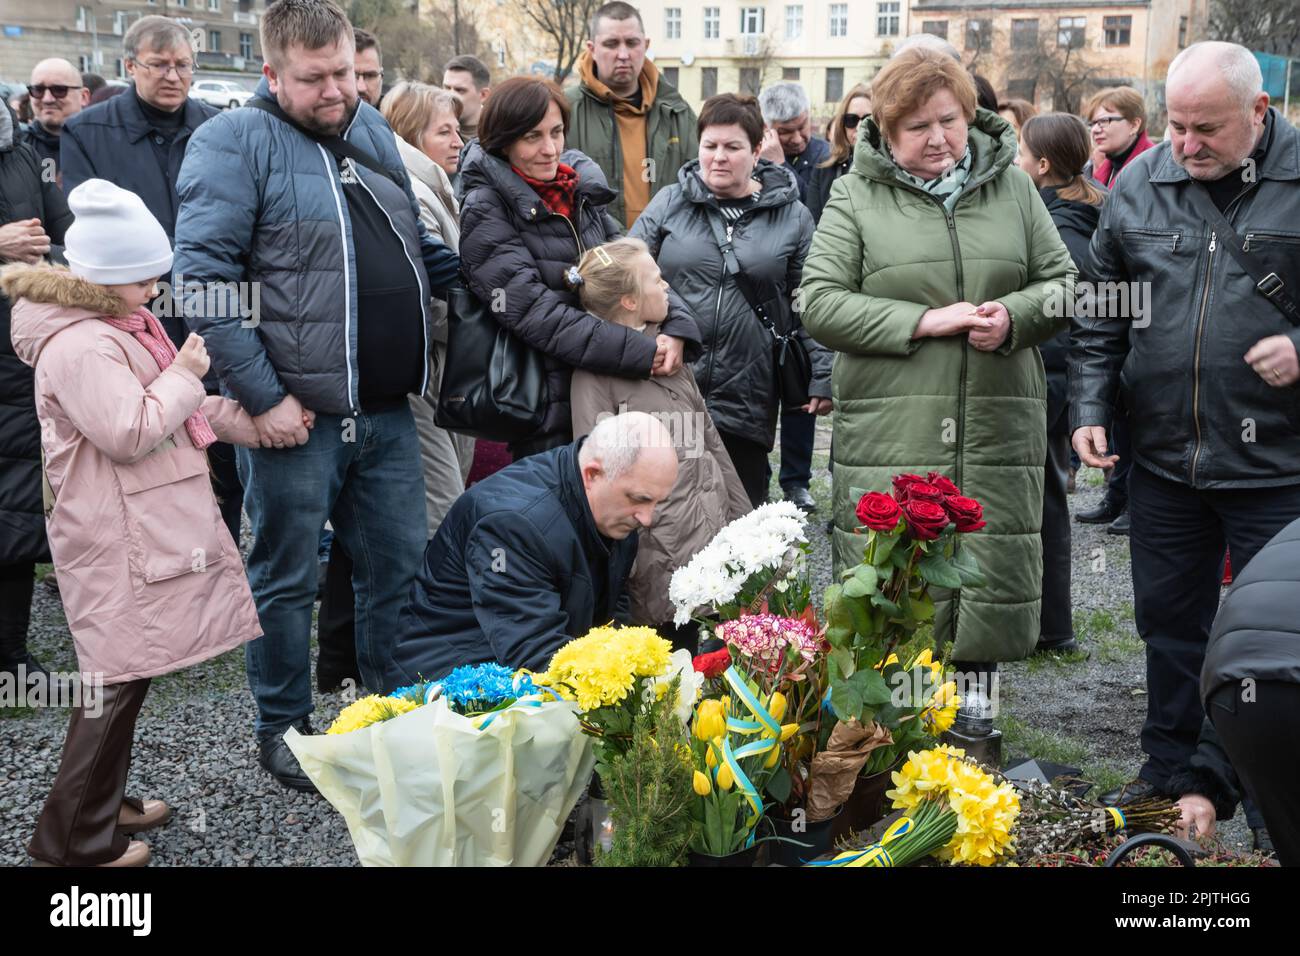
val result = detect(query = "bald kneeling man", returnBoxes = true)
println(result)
[383,412,679,687]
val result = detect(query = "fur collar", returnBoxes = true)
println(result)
[0,263,128,316]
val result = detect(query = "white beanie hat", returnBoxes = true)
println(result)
[64,179,174,285]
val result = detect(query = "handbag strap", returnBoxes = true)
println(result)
[246,97,405,190]
[1184,182,1300,328]
[704,211,788,341]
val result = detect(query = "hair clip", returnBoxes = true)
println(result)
[565,265,584,288]
[593,246,614,268]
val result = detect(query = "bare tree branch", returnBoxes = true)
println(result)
[513,0,603,82]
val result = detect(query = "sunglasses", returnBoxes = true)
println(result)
[843,112,864,130]
[28,84,82,100]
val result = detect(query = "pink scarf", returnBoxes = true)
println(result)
[102,308,218,450]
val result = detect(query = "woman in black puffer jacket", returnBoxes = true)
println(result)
[0,102,73,681]
[457,77,701,458]
[632,93,830,507]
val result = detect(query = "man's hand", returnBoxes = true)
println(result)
[252,394,309,449]
[759,128,785,165]
[803,397,833,415]
[1174,794,1217,841]
[651,334,685,377]
[0,219,50,264]
[1244,334,1300,387]
[968,301,1011,351]
[1072,425,1120,469]
[914,302,978,339]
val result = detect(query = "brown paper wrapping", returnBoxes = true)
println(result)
[805,720,893,822]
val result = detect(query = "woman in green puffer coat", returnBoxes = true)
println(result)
[801,48,1075,664]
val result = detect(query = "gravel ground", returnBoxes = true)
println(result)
[0,416,1252,864]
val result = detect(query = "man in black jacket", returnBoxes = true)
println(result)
[20,59,89,174]
[385,413,677,687]
[1072,42,1300,839]
[0,101,73,685]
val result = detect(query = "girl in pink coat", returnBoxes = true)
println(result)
[1,179,270,867]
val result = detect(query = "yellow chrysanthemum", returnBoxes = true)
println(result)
[326,694,419,735]
[530,625,671,712]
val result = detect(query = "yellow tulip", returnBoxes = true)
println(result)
[693,770,712,796]
[780,722,799,741]
[693,699,727,741]
[705,742,719,769]
[717,762,735,791]
[764,743,782,768]
[766,691,787,723]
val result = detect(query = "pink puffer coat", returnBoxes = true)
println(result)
[1,264,262,683]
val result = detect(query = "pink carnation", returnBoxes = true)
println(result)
[717,614,823,675]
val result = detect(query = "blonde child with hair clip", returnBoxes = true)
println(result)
[567,238,750,651]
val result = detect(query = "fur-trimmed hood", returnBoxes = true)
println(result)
[0,263,129,369]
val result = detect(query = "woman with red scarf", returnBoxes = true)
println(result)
[1085,86,1156,188]
[457,77,701,460]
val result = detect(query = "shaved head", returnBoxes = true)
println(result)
[28,57,89,131]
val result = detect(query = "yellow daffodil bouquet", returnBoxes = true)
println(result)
[813,745,1019,867]
[530,625,703,782]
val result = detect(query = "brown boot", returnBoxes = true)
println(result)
[33,840,150,867]
[117,799,172,835]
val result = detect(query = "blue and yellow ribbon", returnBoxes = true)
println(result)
[807,815,915,867]
[716,666,782,844]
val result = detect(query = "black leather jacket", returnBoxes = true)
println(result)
[1072,108,1300,489]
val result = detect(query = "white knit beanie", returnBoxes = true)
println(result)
[64,179,174,285]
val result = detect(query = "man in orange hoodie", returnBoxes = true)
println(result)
[565,2,698,229]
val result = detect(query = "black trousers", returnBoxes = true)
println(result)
[1129,464,1300,791]
[719,430,771,510]
[1210,681,1300,866]
[316,535,359,679]
[1040,391,1073,644]
[777,405,816,491]
[208,440,244,542]
[0,561,36,665]
[29,678,152,865]
[1104,398,1133,508]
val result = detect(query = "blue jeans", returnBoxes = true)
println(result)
[236,405,427,737]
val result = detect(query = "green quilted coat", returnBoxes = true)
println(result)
[800,109,1075,662]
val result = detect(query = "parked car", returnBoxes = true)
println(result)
[190,79,253,110]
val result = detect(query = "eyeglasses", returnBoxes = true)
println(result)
[355,70,384,83]
[1090,115,1128,129]
[133,60,194,79]
[843,112,864,130]
[28,84,82,100]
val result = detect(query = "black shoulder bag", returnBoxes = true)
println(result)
[249,98,547,441]
[705,213,813,406]
[1184,183,1300,327]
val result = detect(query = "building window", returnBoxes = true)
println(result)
[175,0,187,7]
[665,8,681,40]
[208,29,221,52]
[701,66,718,98]
[704,7,720,39]
[239,31,252,59]
[831,4,849,38]
[1103,15,1131,46]
[965,18,991,52]
[740,67,761,95]
[1058,16,1086,50]
[498,46,506,68]
[785,5,803,40]
[78,54,90,71]
[825,67,844,104]
[783,66,800,81]
[921,20,948,40]
[115,58,125,78]
[875,2,897,37]
[208,0,219,10]
[661,66,679,88]
[75,5,91,30]
[1011,18,1038,50]
[1179,15,1188,48]
[740,7,764,35]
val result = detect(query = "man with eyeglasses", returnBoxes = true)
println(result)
[20,59,89,174]
[352,28,383,107]
[61,16,217,267]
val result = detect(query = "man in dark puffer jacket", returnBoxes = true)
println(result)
[385,413,677,687]
[1172,517,1300,865]
[0,101,72,684]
